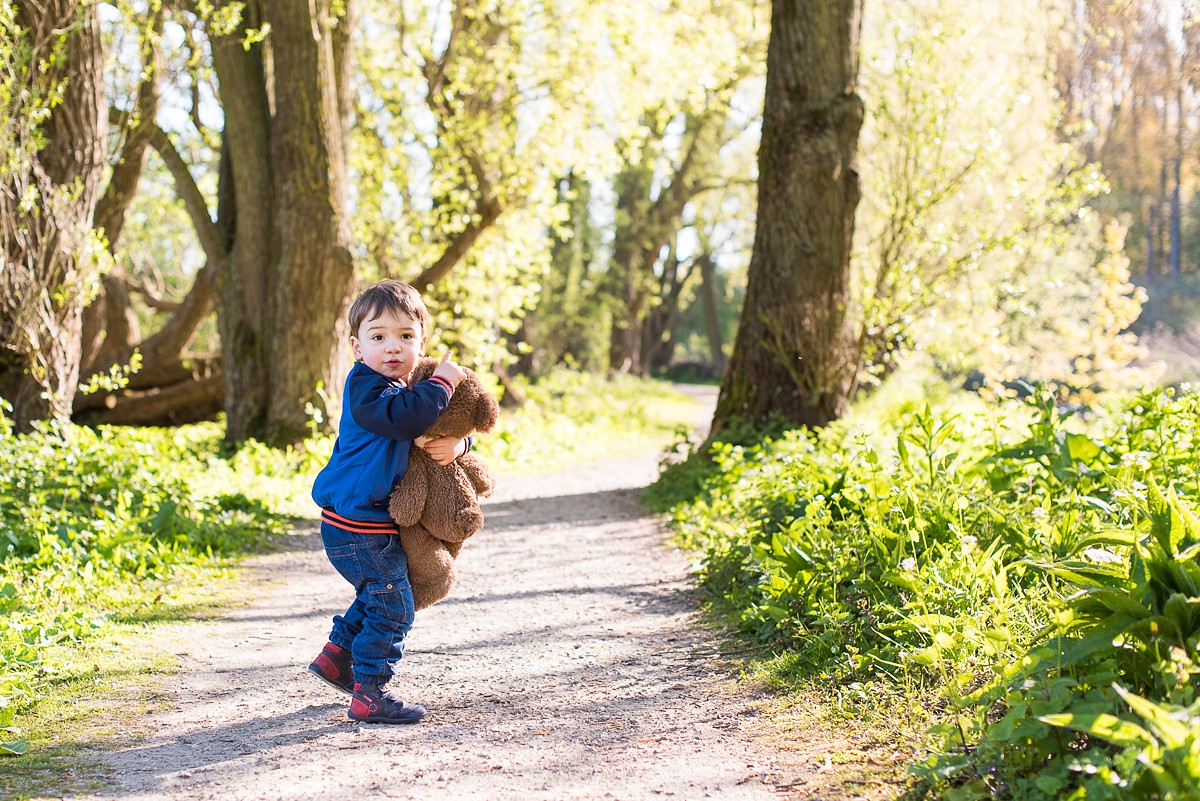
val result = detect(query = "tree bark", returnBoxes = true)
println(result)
[0,2,106,432]
[261,0,355,445]
[77,373,224,426]
[697,252,727,372]
[712,0,864,434]
[210,0,274,444]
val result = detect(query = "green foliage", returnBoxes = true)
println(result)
[0,409,305,756]
[652,383,1200,798]
[473,370,700,475]
[854,0,1145,393]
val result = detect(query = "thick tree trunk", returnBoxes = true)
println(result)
[263,0,355,445]
[210,0,274,444]
[202,0,357,447]
[0,2,106,432]
[712,0,864,434]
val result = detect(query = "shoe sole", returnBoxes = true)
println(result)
[307,663,354,695]
[347,711,426,725]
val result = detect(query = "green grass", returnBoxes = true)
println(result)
[0,564,245,799]
[475,370,703,475]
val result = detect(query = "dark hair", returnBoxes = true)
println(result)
[348,280,430,339]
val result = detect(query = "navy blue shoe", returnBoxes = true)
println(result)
[348,683,426,724]
[308,642,353,694]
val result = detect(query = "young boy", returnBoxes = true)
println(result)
[308,280,468,724]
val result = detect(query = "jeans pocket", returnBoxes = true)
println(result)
[373,535,411,586]
[325,543,363,587]
[368,578,415,629]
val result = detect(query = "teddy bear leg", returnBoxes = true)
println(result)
[412,572,454,611]
[412,561,456,610]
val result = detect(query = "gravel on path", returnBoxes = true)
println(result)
[70,387,796,801]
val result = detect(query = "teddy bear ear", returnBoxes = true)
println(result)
[475,386,500,433]
[412,357,439,383]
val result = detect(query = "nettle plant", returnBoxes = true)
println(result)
[916,390,1200,800]
[660,384,1200,799]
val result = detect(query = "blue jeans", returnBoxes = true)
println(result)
[321,520,415,687]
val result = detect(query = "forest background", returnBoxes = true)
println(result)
[3,0,1200,799]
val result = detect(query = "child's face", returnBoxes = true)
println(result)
[351,308,427,382]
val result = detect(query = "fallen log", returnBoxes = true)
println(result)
[74,373,224,426]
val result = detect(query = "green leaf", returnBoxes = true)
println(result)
[882,571,919,592]
[0,728,26,756]
[1039,711,1152,748]
[1114,685,1190,750]
[1065,434,1104,464]
[1070,588,1152,619]
[1034,559,1127,588]
[1077,495,1114,514]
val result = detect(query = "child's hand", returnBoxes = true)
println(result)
[432,350,467,389]
[420,435,468,466]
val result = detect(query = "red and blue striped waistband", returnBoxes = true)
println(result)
[321,508,399,535]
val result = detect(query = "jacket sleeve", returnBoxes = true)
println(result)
[347,370,453,440]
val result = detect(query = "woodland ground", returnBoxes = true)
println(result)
[38,386,905,801]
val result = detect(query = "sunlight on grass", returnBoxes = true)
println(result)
[474,371,704,476]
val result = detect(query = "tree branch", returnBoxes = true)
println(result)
[144,122,224,264]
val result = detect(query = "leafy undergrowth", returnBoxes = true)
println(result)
[0,372,701,793]
[0,417,315,771]
[650,382,1200,800]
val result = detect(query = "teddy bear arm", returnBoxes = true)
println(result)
[459,453,495,497]
[388,452,429,527]
[419,463,484,543]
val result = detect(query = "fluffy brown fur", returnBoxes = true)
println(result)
[389,358,499,610]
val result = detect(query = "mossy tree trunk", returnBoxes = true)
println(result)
[207,0,355,447]
[0,1,106,432]
[712,0,865,435]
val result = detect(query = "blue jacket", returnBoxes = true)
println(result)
[312,361,454,523]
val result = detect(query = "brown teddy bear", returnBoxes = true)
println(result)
[388,357,499,610]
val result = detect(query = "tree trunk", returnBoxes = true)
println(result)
[607,159,654,374]
[697,252,727,372]
[207,0,356,447]
[643,243,694,373]
[608,112,722,376]
[0,2,106,432]
[712,0,864,434]
[263,0,355,445]
[210,1,274,444]
[78,373,224,426]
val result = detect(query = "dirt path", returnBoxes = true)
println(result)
[71,388,797,801]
